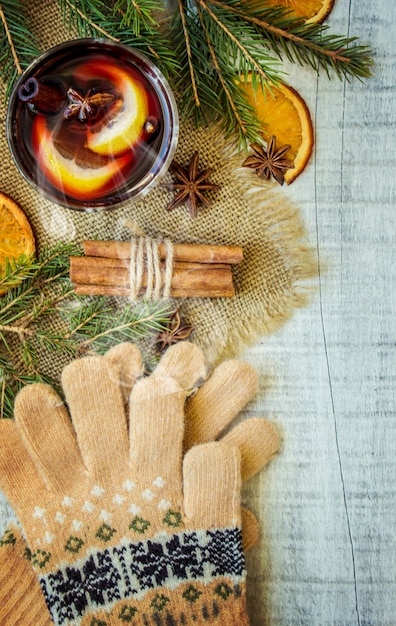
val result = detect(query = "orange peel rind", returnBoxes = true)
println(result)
[245,0,335,23]
[32,116,132,200]
[0,192,36,295]
[85,62,149,156]
[240,77,314,184]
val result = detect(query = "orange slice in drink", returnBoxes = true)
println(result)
[32,116,132,201]
[0,192,36,294]
[240,77,314,184]
[251,0,335,23]
[85,63,149,156]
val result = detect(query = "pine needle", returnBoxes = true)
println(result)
[0,244,174,419]
[58,0,178,77]
[0,0,41,98]
[0,1,373,148]
[169,0,373,146]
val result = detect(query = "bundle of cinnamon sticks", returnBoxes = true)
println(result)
[70,240,243,298]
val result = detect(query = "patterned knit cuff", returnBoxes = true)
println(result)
[40,527,247,626]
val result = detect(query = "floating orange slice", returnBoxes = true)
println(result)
[253,0,335,23]
[84,62,149,156]
[32,116,132,200]
[0,192,36,294]
[240,77,314,184]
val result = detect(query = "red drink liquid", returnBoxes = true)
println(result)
[7,40,178,211]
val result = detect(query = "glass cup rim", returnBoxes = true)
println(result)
[6,37,179,212]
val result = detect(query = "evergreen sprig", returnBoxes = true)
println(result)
[0,243,174,418]
[0,0,373,143]
[0,254,39,291]
[58,0,178,78]
[113,0,161,35]
[0,0,41,98]
[62,297,174,353]
[169,0,373,143]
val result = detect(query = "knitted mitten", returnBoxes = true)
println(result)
[0,346,278,626]
[0,342,280,625]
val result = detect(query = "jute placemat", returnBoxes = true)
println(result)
[0,0,317,368]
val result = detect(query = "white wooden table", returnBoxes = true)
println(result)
[0,2,394,625]
[241,1,396,624]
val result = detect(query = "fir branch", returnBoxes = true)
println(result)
[205,0,373,80]
[0,242,74,326]
[0,4,22,75]
[176,0,199,108]
[169,0,373,144]
[63,298,174,353]
[0,243,175,418]
[0,0,374,147]
[60,0,118,41]
[58,0,178,77]
[0,0,41,98]
[196,3,250,140]
[200,0,275,82]
[170,1,282,141]
[0,254,39,291]
[114,0,160,35]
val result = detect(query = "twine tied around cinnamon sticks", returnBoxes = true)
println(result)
[69,238,243,299]
[129,236,174,300]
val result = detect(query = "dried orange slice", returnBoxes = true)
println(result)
[0,192,36,294]
[256,0,335,23]
[240,77,314,184]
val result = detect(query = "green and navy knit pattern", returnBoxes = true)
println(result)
[39,527,245,625]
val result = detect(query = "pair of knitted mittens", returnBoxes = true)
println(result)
[0,342,280,625]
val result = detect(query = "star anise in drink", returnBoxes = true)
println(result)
[242,136,294,185]
[64,88,116,122]
[155,310,194,351]
[163,152,220,218]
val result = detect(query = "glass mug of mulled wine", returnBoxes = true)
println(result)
[7,39,179,212]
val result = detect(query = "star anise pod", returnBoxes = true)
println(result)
[155,310,194,351]
[163,152,220,218]
[242,136,294,185]
[64,88,116,122]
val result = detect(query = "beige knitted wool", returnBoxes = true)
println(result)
[0,524,53,626]
[0,342,280,625]
[0,344,280,626]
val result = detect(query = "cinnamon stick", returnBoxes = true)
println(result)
[70,256,230,272]
[70,261,234,292]
[18,77,66,114]
[83,240,243,265]
[74,284,235,298]
[71,240,242,298]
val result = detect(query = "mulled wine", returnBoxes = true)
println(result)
[7,39,179,211]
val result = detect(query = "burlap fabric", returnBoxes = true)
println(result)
[0,0,317,368]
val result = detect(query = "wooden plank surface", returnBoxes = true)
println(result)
[240,0,396,624]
